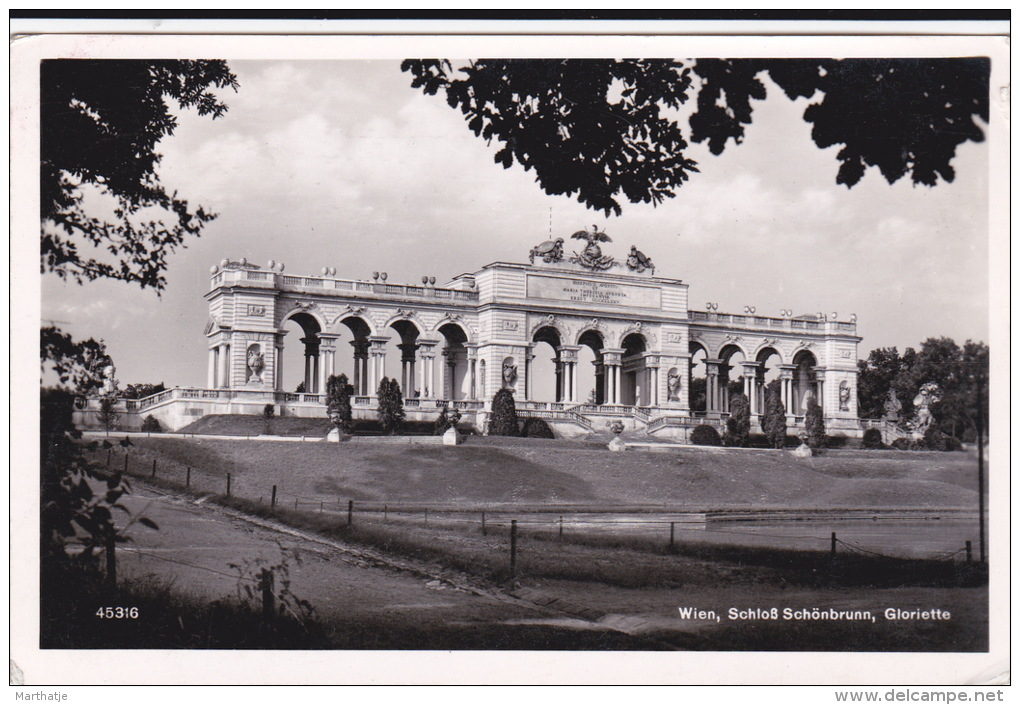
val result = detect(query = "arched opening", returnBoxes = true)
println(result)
[438,322,469,401]
[531,326,562,402]
[390,319,421,399]
[335,317,373,396]
[282,312,323,394]
[620,332,649,406]
[718,344,746,413]
[577,329,605,405]
[755,347,783,417]
[792,350,820,416]
[689,342,708,413]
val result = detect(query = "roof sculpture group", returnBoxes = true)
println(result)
[530,225,654,275]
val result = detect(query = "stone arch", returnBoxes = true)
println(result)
[333,312,377,338]
[792,348,820,415]
[280,310,325,394]
[577,328,606,405]
[437,322,469,401]
[433,316,472,343]
[754,345,784,414]
[529,317,568,345]
[383,310,426,336]
[717,343,748,413]
[531,324,564,402]
[619,332,651,406]
[688,340,710,413]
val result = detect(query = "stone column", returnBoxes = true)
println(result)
[741,362,761,415]
[218,343,230,389]
[416,340,437,399]
[368,336,389,395]
[524,347,533,401]
[814,367,827,416]
[399,342,418,397]
[559,346,580,404]
[704,359,722,414]
[465,343,479,400]
[602,349,624,406]
[779,364,796,418]
[208,347,217,388]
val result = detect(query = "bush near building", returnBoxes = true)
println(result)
[761,380,787,450]
[376,377,406,435]
[521,416,555,439]
[862,428,885,449]
[723,394,750,447]
[691,424,722,446]
[488,389,520,437]
[804,395,826,449]
[326,373,354,434]
[141,415,163,433]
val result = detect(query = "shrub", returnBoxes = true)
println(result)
[920,426,962,452]
[326,374,354,434]
[825,433,849,449]
[521,416,555,439]
[890,437,913,451]
[862,428,884,449]
[723,394,750,447]
[690,424,722,446]
[376,377,405,435]
[761,380,787,449]
[488,388,519,437]
[140,415,163,433]
[804,394,826,449]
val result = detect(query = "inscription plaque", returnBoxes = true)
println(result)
[526,275,661,309]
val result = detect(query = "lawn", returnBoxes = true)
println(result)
[104,430,984,516]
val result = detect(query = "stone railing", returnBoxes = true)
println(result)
[213,268,479,302]
[690,310,853,333]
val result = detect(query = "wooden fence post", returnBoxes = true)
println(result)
[105,533,117,587]
[124,453,129,474]
[151,458,156,478]
[260,568,275,628]
[481,511,486,536]
[271,485,277,508]
[348,500,354,527]
[559,515,564,540]
[186,466,191,488]
[670,522,676,552]
[831,532,837,557]
[510,519,518,580]
[966,541,973,564]
[226,473,231,497]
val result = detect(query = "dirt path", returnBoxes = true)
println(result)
[115,487,666,650]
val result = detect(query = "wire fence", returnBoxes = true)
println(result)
[99,439,986,567]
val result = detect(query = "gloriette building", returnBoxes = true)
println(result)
[87,229,862,440]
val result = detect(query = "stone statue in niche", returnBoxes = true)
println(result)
[838,380,852,411]
[502,357,518,389]
[626,245,655,274]
[529,237,564,264]
[247,345,265,383]
[667,367,682,402]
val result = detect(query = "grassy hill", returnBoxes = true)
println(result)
[118,432,981,511]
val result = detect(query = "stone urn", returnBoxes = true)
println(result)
[607,419,626,452]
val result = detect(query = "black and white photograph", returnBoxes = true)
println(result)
[12,17,1009,691]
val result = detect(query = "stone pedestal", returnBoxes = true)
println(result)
[790,443,812,458]
[443,426,463,446]
[608,437,627,452]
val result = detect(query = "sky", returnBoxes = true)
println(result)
[37,57,993,390]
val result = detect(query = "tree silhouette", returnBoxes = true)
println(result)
[402,58,989,215]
